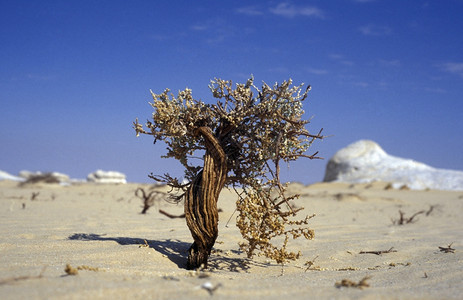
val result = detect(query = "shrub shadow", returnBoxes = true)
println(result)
[68,233,261,272]
[68,233,189,268]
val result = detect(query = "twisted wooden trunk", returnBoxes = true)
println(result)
[185,127,227,269]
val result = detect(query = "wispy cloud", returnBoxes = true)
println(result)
[378,59,401,67]
[353,81,369,88]
[306,68,328,75]
[359,24,392,36]
[424,87,447,93]
[235,6,264,16]
[237,2,324,19]
[267,66,290,73]
[438,62,463,78]
[329,54,354,66]
[27,73,55,81]
[191,25,208,31]
[269,3,325,18]
[188,19,236,45]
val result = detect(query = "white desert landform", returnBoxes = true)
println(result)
[0,140,462,299]
[324,140,463,191]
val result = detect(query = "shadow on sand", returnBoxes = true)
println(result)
[68,233,189,268]
[68,233,261,272]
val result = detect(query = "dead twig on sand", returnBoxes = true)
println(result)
[201,282,222,295]
[438,243,455,253]
[359,247,397,255]
[425,205,438,216]
[335,275,371,289]
[0,267,46,285]
[392,210,425,225]
[304,255,320,271]
[31,192,40,201]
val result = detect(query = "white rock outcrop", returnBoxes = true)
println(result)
[19,170,70,184]
[0,170,24,181]
[323,140,463,190]
[87,170,127,184]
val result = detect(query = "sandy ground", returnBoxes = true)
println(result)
[0,179,462,299]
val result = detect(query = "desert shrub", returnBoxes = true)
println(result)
[135,76,324,268]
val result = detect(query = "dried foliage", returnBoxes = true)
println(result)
[134,76,324,266]
[236,190,315,263]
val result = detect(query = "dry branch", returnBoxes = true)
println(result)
[159,209,185,219]
[359,247,397,255]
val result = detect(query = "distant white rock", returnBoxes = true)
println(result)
[0,170,24,181]
[87,170,127,184]
[323,140,463,191]
[18,170,70,184]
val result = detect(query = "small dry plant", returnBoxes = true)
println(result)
[335,275,371,289]
[134,76,324,268]
[135,187,165,214]
[438,243,455,253]
[64,264,101,275]
[391,205,437,225]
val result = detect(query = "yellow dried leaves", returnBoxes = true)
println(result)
[236,191,315,264]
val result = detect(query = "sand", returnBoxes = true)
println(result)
[0,179,462,299]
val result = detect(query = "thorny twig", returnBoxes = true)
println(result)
[359,247,397,255]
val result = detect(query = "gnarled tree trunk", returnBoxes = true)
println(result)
[185,127,227,269]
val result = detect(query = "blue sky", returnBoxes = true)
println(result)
[1,0,462,184]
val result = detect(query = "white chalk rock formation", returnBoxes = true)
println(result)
[87,170,127,184]
[19,170,70,184]
[323,140,463,190]
[0,170,24,181]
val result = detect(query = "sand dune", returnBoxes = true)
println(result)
[0,180,462,299]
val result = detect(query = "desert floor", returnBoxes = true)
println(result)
[0,180,462,299]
